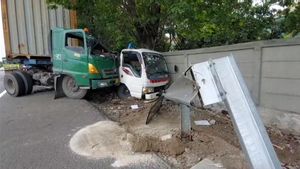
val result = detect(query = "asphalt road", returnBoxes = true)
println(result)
[0,72,169,169]
[0,70,4,92]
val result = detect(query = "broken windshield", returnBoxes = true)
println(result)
[87,37,111,57]
[142,52,168,77]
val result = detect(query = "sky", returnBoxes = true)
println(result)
[0,1,5,62]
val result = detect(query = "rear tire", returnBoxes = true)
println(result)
[62,75,87,99]
[4,72,26,97]
[117,84,131,99]
[15,71,33,95]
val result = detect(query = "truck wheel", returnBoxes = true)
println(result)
[3,72,26,97]
[117,84,131,99]
[62,76,87,99]
[15,71,33,95]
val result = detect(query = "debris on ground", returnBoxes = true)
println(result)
[131,104,139,110]
[87,90,300,169]
[190,158,225,169]
[194,120,211,126]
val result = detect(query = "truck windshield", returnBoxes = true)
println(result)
[87,37,112,57]
[142,52,168,76]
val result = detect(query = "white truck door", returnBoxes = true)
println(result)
[119,51,143,99]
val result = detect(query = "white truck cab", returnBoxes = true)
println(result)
[118,48,169,99]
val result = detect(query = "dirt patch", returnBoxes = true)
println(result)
[90,94,186,156]
[69,120,169,168]
[87,90,300,169]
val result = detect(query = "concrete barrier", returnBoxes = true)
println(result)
[163,38,300,134]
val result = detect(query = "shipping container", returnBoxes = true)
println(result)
[1,0,77,58]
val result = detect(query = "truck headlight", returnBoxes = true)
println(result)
[143,87,154,94]
[89,63,99,74]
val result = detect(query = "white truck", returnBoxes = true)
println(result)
[118,48,170,99]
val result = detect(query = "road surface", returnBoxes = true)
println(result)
[0,71,169,169]
[0,70,4,92]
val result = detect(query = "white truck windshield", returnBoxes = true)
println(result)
[142,52,168,78]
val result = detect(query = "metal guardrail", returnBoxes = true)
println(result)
[192,56,281,169]
[162,56,281,169]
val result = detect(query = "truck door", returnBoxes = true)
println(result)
[120,51,143,98]
[52,29,64,73]
[61,30,89,86]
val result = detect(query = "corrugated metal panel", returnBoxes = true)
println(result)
[1,0,11,54]
[16,0,28,54]
[56,6,64,28]
[49,9,57,29]
[63,9,70,28]
[41,0,50,55]
[7,0,19,54]
[24,0,36,54]
[3,0,75,57]
[33,0,44,55]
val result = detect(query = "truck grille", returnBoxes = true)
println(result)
[104,69,118,76]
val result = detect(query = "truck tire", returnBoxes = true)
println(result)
[62,75,87,99]
[117,84,131,99]
[3,72,26,97]
[15,71,33,95]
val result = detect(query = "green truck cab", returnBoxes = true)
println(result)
[52,28,119,98]
[3,28,119,99]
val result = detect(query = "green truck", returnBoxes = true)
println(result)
[3,28,119,99]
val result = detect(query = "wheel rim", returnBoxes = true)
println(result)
[6,79,16,94]
[65,76,80,93]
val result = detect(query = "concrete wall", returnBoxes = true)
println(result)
[163,38,300,134]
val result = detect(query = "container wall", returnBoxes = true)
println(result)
[2,0,76,57]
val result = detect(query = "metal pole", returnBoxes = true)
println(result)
[180,104,192,139]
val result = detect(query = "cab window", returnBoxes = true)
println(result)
[65,32,85,54]
[122,52,141,77]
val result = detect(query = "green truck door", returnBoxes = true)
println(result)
[62,30,89,86]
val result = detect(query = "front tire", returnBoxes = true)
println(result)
[4,72,26,97]
[117,84,131,99]
[62,76,87,99]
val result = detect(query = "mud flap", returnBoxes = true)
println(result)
[54,75,65,99]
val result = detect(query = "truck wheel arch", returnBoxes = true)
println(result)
[117,84,131,99]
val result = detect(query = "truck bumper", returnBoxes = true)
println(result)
[145,92,160,100]
[91,78,119,89]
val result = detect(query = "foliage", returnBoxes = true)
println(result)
[47,0,300,51]
[282,2,300,38]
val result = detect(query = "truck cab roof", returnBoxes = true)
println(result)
[121,48,162,55]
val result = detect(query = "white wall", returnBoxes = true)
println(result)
[0,1,6,61]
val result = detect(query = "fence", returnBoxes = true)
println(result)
[163,38,300,134]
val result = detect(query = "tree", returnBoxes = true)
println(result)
[47,0,173,51]
[169,0,287,49]
[47,0,300,51]
[283,2,300,37]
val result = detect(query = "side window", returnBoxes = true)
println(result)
[65,32,85,54]
[122,52,141,77]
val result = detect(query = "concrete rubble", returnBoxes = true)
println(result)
[190,158,225,169]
